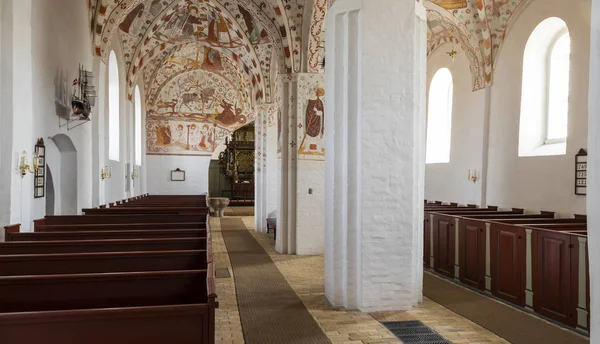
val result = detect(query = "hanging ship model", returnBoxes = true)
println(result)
[71,65,96,119]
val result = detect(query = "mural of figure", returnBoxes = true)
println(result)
[299,88,325,157]
[207,11,232,46]
[181,5,205,37]
[215,100,244,126]
[174,124,186,147]
[198,124,214,151]
[119,3,144,34]
[202,48,222,72]
[149,0,163,17]
[156,124,172,146]
[277,108,282,153]
[238,5,268,44]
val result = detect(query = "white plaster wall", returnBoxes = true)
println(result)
[587,0,600,339]
[29,0,94,223]
[0,0,14,230]
[146,155,210,195]
[266,116,278,217]
[296,160,325,254]
[487,0,590,216]
[425,44,486,205]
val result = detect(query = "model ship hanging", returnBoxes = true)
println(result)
[61,65,96,130]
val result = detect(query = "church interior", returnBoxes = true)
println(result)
[0,0,599,343]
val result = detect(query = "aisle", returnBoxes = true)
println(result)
[220,218,331,344]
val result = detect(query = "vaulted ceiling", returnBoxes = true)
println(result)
[89,0,533,103]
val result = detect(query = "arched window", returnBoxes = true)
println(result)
[547,32,570,142]
[108,51,120,161]
[426,68,453,164]
[134,86,142,166]
[519,18,570,156]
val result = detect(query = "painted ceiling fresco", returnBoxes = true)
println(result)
[89,0,535,154]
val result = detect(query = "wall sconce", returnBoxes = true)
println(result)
[131,168,139,180]
[19,151,40,178]
[468,169,479,184]
[101,166,112,181]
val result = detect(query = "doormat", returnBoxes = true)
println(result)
[381,320,450,344]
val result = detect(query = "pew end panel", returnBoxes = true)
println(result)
[490,223,527,307]
[459,219,486,291]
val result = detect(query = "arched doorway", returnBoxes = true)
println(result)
[49,134,78,215]
[45,166,55,216]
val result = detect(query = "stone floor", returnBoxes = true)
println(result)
[213,216,510,344]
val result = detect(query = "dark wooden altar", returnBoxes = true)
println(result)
[218,124,255,204]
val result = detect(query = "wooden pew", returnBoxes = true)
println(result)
[0,237,207,254]
[0,269,217,344]
[424,204,590,333]
[82,207,209,215]
[530,227,589,331]
[34,222,206,232]
[6,229,206,242]
[0,250,207,276]
[43,214,207,225]
[429,209,530,277]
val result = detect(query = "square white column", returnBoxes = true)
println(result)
[325,0,427,312]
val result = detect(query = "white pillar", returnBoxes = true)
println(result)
[295,73,325,255]
[255,103,278,234]
[254,105,266,233]
[587,0,600,339]
[276,78,290,253]
[325,0,427,312]
[1,0,34,231]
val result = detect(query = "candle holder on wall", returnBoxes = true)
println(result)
[101,166,112,181]
[468,169,479,184]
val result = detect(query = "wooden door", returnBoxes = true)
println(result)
[491,225,525,307]
[460,220,486,290]
[533,230,575,327]
[433,215,455,279]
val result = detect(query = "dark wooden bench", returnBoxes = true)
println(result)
[43,214,207,225]
[0,237,207,254]
[266,218,276,240]
[5,229,207,241]
[0,250,207,276]
[82,207,209,215]
[0,269,217,344]
[424,203,590,332]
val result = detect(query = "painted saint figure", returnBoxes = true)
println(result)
[298,88,325,157]
[119,4,144,34]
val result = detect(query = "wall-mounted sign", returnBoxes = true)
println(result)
[34,138,46,198]
[575,148,587,195]
[171,168,185,182]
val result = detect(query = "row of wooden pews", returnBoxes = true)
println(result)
[1,194,217,344]
[424,200,589,334]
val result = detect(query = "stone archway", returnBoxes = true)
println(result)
[49,134,78,215]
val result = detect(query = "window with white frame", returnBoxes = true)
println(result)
[426,68,453,164]
[134,86,142,166]
[518,18,570,157]
[108,51,120,161]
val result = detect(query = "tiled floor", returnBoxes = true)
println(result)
[214,216,511,344]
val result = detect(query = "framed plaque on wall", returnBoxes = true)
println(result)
[171,168,185,182]
[575,148,587,195]
[34,138,46,198]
